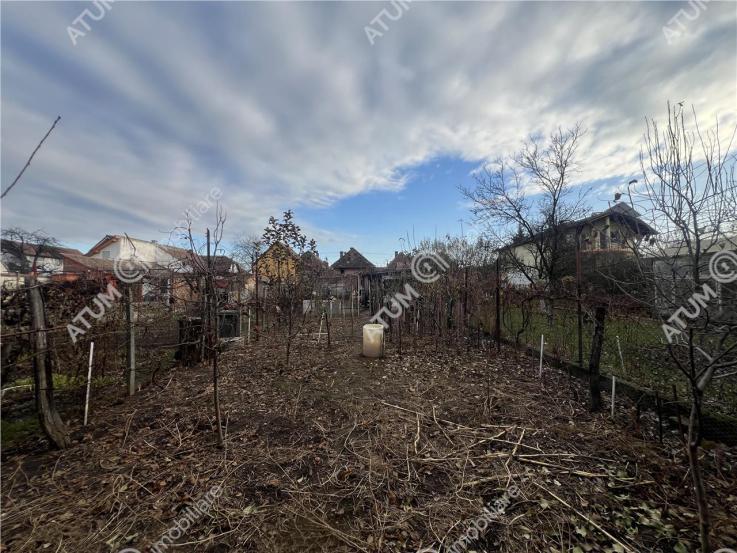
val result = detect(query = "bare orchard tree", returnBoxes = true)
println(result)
[461,124,588,324]
[622,103,737,553]
[1,228,70,448]
[179,207,228,448]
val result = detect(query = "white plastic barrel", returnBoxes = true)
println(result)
[362,324,385,358]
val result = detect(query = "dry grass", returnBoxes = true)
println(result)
[2,318,736,552]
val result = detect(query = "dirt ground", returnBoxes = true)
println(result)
[2,318,736,552]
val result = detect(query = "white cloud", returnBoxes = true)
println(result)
[1,2,735,248]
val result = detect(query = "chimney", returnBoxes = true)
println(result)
[394,251,398,257]
[340,251,344,258]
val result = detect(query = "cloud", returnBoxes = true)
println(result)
[1,1,735,247]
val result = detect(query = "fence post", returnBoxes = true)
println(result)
[588,305,606,411]
[495,257,501,352]
[576,227,583,369]
[84,341,94,426]
[539,334,544,378]
[126,285,136,397]
[611,376,616,418]
[616,335,625,375]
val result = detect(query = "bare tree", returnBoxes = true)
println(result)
[1,228,70,448]
[461,124,588,323]
[622,103,737,553]
[179,208,228,448]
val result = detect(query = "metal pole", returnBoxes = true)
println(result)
[616,335,625,374]
[84,341,94,426]
[611,376,616,418]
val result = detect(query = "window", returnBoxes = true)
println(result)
[101,250,110,259]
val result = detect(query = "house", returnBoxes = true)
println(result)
[54,250,116,281]
[647,234,737,313]
[211,255,248,307]
[503,203,657,286]
[1,239,70,288]
[87,235,186,270]
[387,250,412,271]
[331,248,375,275]
[87,235,245,309]
[255,242,298,282]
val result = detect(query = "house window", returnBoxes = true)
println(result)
[599,232,609,250]
[101,251,110,259]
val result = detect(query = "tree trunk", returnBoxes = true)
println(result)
[687,391,710,552]
[588,305,606,412]
[27,277,70,449]
[206,229,224,448]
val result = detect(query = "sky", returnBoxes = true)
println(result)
[1,1,735,266]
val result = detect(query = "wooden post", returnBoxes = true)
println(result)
[463,266,468,347]
[656,391,664,444]
[576,227,583,370]
[673,385,685,444]
[538,334,544,378]
[84,341,94,426]
[126,285,135,397]
[588,305,606,412]
[247,307,252,344]
[495,256,501,352]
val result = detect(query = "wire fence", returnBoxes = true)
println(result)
[369,263,737,444]
[2,263,736,445]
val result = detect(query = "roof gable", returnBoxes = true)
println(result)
[331,247,375,270]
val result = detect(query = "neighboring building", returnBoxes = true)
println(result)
[87,234,245,308]
[54,250,115,282]
[503,203,657,286]
[211,255,247,307]
[1,239,68,288]
[387,251,412,271]
[255,242,298,282]
[331,247,375,275]
[87,235,186,270]
[648,234,737,313]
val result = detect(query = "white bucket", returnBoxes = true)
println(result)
[362,324,385,358]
